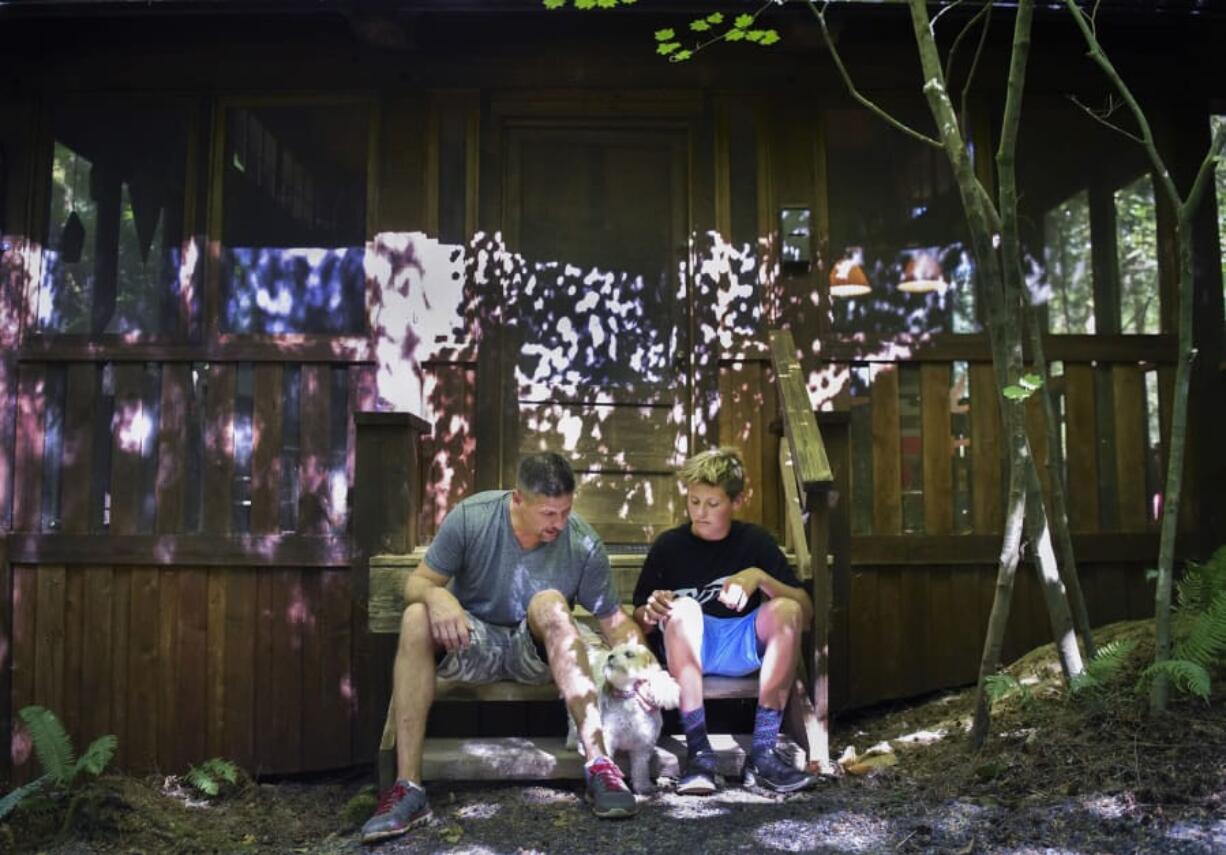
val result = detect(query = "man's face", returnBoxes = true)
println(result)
[513,490,574,544]
[686,482,739,542]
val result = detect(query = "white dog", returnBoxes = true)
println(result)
[567,634,681,794]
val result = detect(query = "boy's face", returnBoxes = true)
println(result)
[686,482,741,542]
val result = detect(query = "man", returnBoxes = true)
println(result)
[361,452,643,844]
[632,447,817,795]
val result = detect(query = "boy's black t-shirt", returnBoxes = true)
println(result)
[632,521,800,620]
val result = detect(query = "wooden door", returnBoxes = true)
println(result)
[504,125,690,542]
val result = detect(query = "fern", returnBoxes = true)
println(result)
[17,707,74,785]
[1174,546,1226,615]
[74,734,118,779]
[185,758,241,798]
[1141,659,1212,701]
[985,673,1031,705]
[1082,638,1137,688]
[1173,590,1226,667]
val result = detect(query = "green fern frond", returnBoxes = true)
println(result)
[1141,659,1211,701]
[201,758,239,785]
[74,734,118,779]
[1084,638,1137,684]
[1173,590,1226,667]
[0,773,52,821]
[17,707,75,785]
[985,673,1022,703]
[1175,546,1226,615]
[185,765,221,797]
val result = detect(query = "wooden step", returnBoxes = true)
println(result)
[421,733,804,782]
[431,675,760,703]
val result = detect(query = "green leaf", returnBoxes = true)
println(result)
[575,0,595,8]
[690,19,711,32]
[734,14,754,29]
[745,29,766,43]
[984,673,1021,703]
[18,706,75,785]
[1141,659,1212,701]
[759,29,781,46]
[596,0,618,7]
[542,0,566,8]
[672,49,693,62]
[657,42,680,55]
[1145,567,1160,581]
[74,734,117,778]
[725,28,746,42]
[654,28,675,41]
[0,773,52,821]
[1019,372,1044,391]
[1002,385,1031,400]
[706,12,724,24]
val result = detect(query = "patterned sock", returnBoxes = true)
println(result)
[681,707,712,757]
[751,705,783,759]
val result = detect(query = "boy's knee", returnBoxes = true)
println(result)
[668,596,704,627]
[761,598,803,633]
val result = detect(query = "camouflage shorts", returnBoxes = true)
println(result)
[435,613,553,685]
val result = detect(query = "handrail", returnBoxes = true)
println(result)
[768,329,834,493]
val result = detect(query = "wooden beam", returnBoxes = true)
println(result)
[5,533,351,567]
[17,336,379,364]
[850,532,1161,566]
[810,333,1177,364]
[768,329,833,490]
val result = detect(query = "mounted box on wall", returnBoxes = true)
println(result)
[779,206,812,272]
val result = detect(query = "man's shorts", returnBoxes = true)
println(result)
[700,608,765,677]
[435,612,552,685]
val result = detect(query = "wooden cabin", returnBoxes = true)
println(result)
[1,0,1223,781]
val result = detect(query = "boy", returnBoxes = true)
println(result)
[632,447,816,794]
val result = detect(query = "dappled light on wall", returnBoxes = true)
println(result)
[897,248,948,295]
[829,248,871,298]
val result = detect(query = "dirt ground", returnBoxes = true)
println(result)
[6,619,1225,854]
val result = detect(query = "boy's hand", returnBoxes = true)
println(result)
[643,589,676,626]
[719,568,764,612]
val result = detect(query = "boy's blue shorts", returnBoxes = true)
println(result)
[699,608,764,677]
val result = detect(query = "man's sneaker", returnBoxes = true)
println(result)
[743,750,817,794]
[584,756,638,818]
[676,749,718,795]
[360,779,431,843]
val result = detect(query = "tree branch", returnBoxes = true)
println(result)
[959,1,992,138]
[1067,94,1146,145]
[1180,121,1226,221]
[943,1,989,85]
[808,0,942,149]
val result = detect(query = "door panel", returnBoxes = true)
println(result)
[505,126,689,541]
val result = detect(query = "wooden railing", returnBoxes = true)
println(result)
[768,328,835,772]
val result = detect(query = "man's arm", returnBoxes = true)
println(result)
[597,606,646,647]
[720,568,813,624]
[404,561,472,651]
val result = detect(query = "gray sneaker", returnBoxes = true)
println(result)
[676,749,718,795]
[743,750,817,793]
[584,756,638,818]
[360,779,431,843]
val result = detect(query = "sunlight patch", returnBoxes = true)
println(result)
[755,814,891,853]
[454,801,502,820]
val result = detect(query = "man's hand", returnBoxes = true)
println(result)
[642,589,676,627]
[423,587,472,651]
[719,568,764,612]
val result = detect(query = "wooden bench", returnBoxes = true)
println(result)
[368,550,824,787]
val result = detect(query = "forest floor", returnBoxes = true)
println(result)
[6,619,1225,854]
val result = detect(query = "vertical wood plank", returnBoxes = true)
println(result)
[302,570,353,770]
[299,365,330,535]
[13,366,46,531]
[109,567,130,769]
[1064,364,1100,531]
[1024,390,1052,504]
[175,568,210,770]
[223,569,257,771]
[870,365,902,534]
[300,571,325,771]
[61,364,97,534]
[969,363,1003,533]
[80,567,114,744]
[155,364,191,535]
[0,538,10,782]
[109,364,145,535]
[876,567,903,701]
[1113,365,1148,532]
[718,359,766,527]
[61,569,85,746]
[421,362,477,540]
[920,364,953,535]
[157,568,180,771]
[34,566,66,723]
[10,566,37,782]
[127,567,160,771]
[927,567,957,689]
[251,364,284,534]
[205,567,226,759]
[899,567,930,697]
[203,363,236,536]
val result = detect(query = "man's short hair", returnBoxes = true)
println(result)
[677,447,746,501]
[517,452,576,498]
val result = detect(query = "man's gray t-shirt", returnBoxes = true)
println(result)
[423,490,619,626]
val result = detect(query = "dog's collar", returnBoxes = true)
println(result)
[609,679,655,710]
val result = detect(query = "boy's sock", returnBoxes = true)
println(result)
[751,705,784,759]
[681,706,713,758]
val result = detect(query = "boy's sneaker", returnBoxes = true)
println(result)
[743,750,817,794]
[676,749,718,795]
[360,779,432,843]
[584,756,638,818]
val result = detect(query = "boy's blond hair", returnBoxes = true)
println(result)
[677,447,746,501]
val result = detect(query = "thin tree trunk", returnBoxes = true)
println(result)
[970,422,1027,749]
[1026,312,1096,658]
[1022,455,1084,678]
